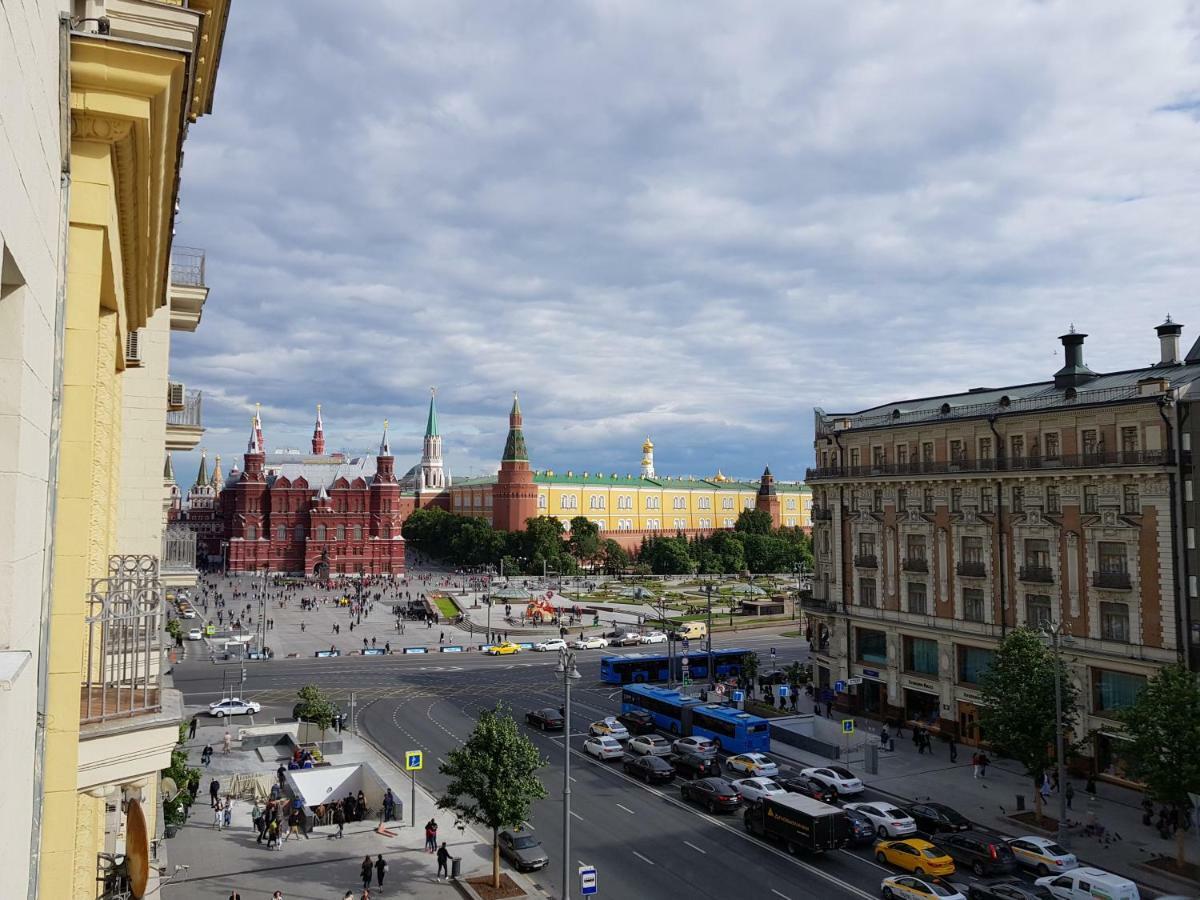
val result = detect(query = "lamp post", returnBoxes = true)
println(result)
[556,648,582,900]
[1041,621,1073,849]
[703,582,714,689]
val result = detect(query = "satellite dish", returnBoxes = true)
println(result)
[124,798,150,899]
[161,777,178,801]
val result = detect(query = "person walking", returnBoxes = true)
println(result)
[188,716,198,739]
[972,751,981,779]
[978,752,989,778]
[436,841,450,881]
[209,777,220,807]
[334,801,345,838]
[1065,782,1075,810]
[1040,774,1052,806]
[374,854,388,889]
[222,730,232,754]
[213,798,223,831]
[948,736,958,763]
[223,798,232,829]
[360,856,373,892]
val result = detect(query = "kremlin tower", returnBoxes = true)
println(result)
[492,393,537,531]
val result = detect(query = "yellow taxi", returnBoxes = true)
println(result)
[487,641,522,656]
[875,838,956,877]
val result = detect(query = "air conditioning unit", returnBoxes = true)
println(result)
[125,329,142,366]
[167,382,185,410]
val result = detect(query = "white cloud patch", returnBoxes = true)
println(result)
[169,0,1200,485]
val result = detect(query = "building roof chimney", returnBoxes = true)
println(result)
[1053,325,1098,389]
[1156,315,1183,366]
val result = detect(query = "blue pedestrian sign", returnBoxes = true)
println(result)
[405,750,423,771]
[834,679,846,693]
[579,864,598,895]
[732,690,745,703]
[841,719,855,735]
[778,685,790,698]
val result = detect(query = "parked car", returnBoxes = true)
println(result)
[571,636,609,650]
[843,806,878,845]
[616,710,656,735]
[186,627,204,641]
[525,708,565,730]
[533,638,567,652]
[939,831,1018,878]
[623,754,675,784]
[881,875,967,900]
[640,631,668,644]
[758,669,789,689]
[779,773,836,804]
[615,632,643,646]
[208,697,261,717]
[800,765,864,797]
[1034,867,1140,900]
[672,736,718,758]
[843,802,917,838]
[906,802,972,834]
[627,734,672,757]
[680,777,741,813]
[487,642,521,656]
[726,753,779,777]
[588,717,629,740]
[968,881,1055,900]
[1006,836,1077,877]
[669,752,722,781]
[498,825,549,872]
[584,736,624,760]
[875,838,956,878]
[731,777,787,803]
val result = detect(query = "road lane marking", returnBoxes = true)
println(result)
[616,803,635,814]
[632,851,655,866]
[771,890,792,900]
[683,841,706,854]
[570,811,583,821]
[841,849,891,872]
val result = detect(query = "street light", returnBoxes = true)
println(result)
[556,648,582,900]
[1040,621,1074,849]
[703,582,715,689]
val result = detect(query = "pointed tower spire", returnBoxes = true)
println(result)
[247,417,262,454]
[211,454,224,490]
[195,448,209,487]
[418,388,446,491]
[164,452,175,483]
[379,419,391,456]
[502,393,528,462]
[312,403,326,455]
[426,388,440,437]
[253,402,265,454]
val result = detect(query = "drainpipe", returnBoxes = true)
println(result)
[29,16,73,899]
[988,416,1007,637]
[1158,394,1188,666]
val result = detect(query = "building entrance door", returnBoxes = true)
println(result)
[957,701,980,745]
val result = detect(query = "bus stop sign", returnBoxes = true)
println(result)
[580,864,597,895]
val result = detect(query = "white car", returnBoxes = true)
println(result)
[731,777,787,803]
[639,631,668,644]
[1008,835,1078,876]
[672,736,718,758]
[844,801,917,838]
[180,609,198,619]
[589,717,630,740]
[725,753,779,777]
[627,734,672,756]
[571,636,609,650]
[584,736,624,760]
[186,627,203,641]
[533,638,567,652]
[207,697,261,718]
[881,875,966,900]
[800,765,864,796]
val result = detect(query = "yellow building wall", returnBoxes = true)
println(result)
[538,483,760,532]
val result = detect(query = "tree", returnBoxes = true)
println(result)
[567,516,601,567]
[734,507,773,535]
[599,539,630,574]
[438,704,548,889]
[977,629,1078,820]
[1119,664,1200,866]
[294,683,338,739]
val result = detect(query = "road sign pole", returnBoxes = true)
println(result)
[410,769,415,828]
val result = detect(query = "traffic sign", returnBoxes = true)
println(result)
[579,864,598,895]
[778,685,790,698]
[841,719,855,735]
[846,676,863,686]
[715,684,725,695]
[834,679,846,692]
[770,647,777,657]
[682,639,690,651]
[405,750,423,771]
[732,690,745,703]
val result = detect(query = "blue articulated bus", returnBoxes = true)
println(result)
[599,648,752,685]
[620,684,771,753]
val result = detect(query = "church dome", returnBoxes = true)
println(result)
[642,436,654,452]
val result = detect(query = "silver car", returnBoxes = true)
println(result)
[498,827,549,871]
[627,734,672,756]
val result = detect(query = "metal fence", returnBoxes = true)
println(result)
[166,389,202,427]
[162,526,197,571]
[170,245,206,286]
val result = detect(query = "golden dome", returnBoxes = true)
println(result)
[642,436,654,452]
[713,469,727,482]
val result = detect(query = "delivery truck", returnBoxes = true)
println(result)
[743,793,849,855]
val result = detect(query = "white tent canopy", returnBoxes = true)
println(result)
[284,763,389,811]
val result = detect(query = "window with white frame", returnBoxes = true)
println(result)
[744,498,753,508]
[860,577,877,608]
[353,525,362,541]
[595,520,605,531]
[1026,594,1051,629]
[673,496,686,509]
[698,496,711,509]
[617,495,632,509]
[962,588,985,623]
[787,499,796,510]
[589,495,606,509]
[538,494,547,509]
[646,496,660,509]
[560,495,578,510]
[722,497,734,509]
[1100,602,1129,642]
[723,518,733,527]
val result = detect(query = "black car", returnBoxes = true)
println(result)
[670,752,722,781]
[939,830,1018,877]
[906,801,972,834]
[525,707,565,730]
[617,710,656,735]
[680,777,742,813]
[968,880,1054,900]
[623,754,675,784]
[778,773,835,804]
[842,806,877,846]
[758,669,789,689]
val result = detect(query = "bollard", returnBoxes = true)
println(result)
[450,857,462,879]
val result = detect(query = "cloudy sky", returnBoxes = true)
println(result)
[170,1,1200,487]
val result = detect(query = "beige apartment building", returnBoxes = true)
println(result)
[807,322,1200,778]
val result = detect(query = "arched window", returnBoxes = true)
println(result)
[315,525,326,541]
[294,525,305,540]
[354,525,363,541]
[538,494,547,509]
[246,525,256,540]
[277,525,286,541]
[722,497,734,510]
[336,525,346,541]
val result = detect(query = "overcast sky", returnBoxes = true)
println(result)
[169,1,1200,487]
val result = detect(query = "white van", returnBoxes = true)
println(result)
[1035,867,1140,900]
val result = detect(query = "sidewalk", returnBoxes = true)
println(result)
[769,715,1199,897]
[163,719,545,899]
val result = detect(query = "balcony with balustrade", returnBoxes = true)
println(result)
[168,245,208,332]
[165,386,203,451]
[161,525,198,587]
[853,553,878,569]
[1019,564,1055,583]
[902,557,929,573]
[956,560,987,578]
[1093,570,1132,590]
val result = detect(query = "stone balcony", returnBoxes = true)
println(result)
[166,387,203,451]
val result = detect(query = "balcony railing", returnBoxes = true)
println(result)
[162,525,197,571]
[81,555,163,725]
[853,554,878,569]
[170,245,206,286]
[805,449,1174,481]
[1019,565,1055,583]
[812,507,833,521]
[1093,571,1132,590]
[166,389,202,427]
[902,557,928,573]
[956,560,987,578]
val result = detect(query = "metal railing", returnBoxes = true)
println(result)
[853,554,878,569]
[162,526,197,571]
[902,557,928,573]
[805,449,1173,481]
[170,245,206,286]
[166,389,202,427]
[81,555,163,724]
[956,561,987,578]
[1019,565,1055,583]
[1093,571,1132,590]
[811,507,833,521]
